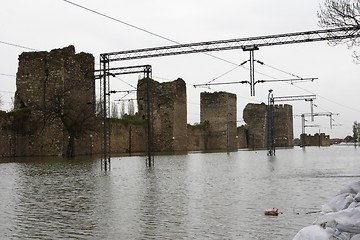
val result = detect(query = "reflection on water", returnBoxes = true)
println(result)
[0,146,359,239]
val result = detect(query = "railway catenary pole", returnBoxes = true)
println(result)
[96,65,152,170]
[267,89,274,156]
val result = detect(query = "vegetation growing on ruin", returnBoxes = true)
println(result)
[187,122,206,130]
[2,107,32,134]
[6,107,31,119]
[110,114,145,126]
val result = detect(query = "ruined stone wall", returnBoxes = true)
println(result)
[237,126,248,149]
[200,92,237,151]
[273,104,294,148]
[1,45,300,157]
[187,125,206,152]
[137,78,187,152]
[109,122,147,154]
[12,45,95,156]
[300,133,331,147]
[243,103,267,149]
[243,103,294,149]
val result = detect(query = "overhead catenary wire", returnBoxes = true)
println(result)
[288,81,360,114]
[61,0,241,67]
[3,0,316,97]
[0,73,16,77]
[0,40,38,51]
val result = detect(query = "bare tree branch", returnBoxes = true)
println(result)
[318,0,360,62]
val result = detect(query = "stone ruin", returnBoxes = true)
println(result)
[243,103,294,149]
[0,45,95,157]
[0,45,295,157]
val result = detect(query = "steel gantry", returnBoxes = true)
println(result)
[97,64,152,170]
[100,26,360,96]
[300,112,340,135]
[100,27,360,61]
[267,93,317,156]
[99,26,360,168]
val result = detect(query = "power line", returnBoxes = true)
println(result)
[61,0,359,132]
[62,0,318,93]
[0,40,37,51]
[62,0,180,45]
[0,73,16,77]
[113,76,137,89]
[61,1,245,67]
[261,62,302,79]
[289,83,360,114]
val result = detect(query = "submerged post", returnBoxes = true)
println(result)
[100,55,111,171]
[267,89,275,156]
[145,71,154,167]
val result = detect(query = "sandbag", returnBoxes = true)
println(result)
[355,192,360,202]
[293,225,330,240]
[322,193,355,213]
[293,180,360,240]
[338,181,360,195]
[315,208,360,234]
[351,234,360,240]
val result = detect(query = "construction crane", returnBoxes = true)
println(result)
[98,26,360,168]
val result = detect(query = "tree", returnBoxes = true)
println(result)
[45,84,96,158]
[128,99,135,116]
[318,0,360,61]
[120,101,125,117]
[353,121,359,146]
[95,97,103,117]
[111,102,119,118]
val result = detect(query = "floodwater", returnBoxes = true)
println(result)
[0,146,359,239]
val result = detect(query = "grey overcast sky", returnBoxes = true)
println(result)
[1,0,360,139]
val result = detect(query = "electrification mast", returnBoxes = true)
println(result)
[96,65,152,170]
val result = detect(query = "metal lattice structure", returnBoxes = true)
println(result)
[101,27,360,61]
[300,112,339,134]
[99,26,360,167]
[98,63,152,170]
[100,26,360,96]
[267,94,317,156]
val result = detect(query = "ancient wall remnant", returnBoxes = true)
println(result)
[13,45,95,156]
[200,91,237,151]
[0,45,301,157]
[243,103,294,150]
[300,133,330,147]
[237,125,248,149]
[137,78,187,152]
[243,103,267,149]
[273,104,294,148]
